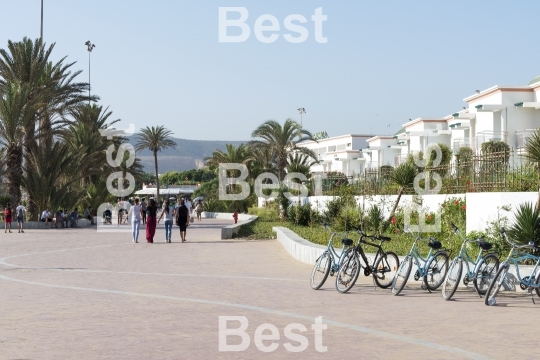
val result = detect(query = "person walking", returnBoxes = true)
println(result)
[15,202,25,233]
[185,197,192,218]
[175,199,189,242]
[4,204,12,233]
[145,198,157,243]
[195,200,203,221]
[233,209,239,224]
[141,198,147,225]
[157,199,174,243]
[128,198,142,243]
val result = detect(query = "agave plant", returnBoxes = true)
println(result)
[508,202,540,245]
[383,162,417,231]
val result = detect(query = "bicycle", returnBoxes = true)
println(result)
[335,228,400,293]
[441,223,499,300]
[485,228,540,306]
[310,225,355,290]
[391,227,450,296]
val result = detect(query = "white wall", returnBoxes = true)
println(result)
[259,191,540,234]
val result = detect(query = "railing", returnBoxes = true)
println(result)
[453,138,474,153]
[476,130,508,147]
[516,129,536,150]
[312,148,535,196]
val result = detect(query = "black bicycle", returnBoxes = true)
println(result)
[336,228,400,293]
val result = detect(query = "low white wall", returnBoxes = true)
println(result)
[261,191,540,233]
[466,192,537,232]
[201,212,258,239]
[0,219,92,229]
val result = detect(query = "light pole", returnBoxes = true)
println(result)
[297,107,306,127]
[40,0,43,39]
[85,41,95,105]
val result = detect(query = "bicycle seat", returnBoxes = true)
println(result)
[478,241,492,251]
[428,240,442,250]
[378,236,391,242]
[341,238,354,246]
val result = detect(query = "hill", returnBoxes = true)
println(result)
[127,137,248,173]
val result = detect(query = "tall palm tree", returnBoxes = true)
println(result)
[205,144,253,192]
[524,129,540,210]
[0,82,34,206]
[250,119,316,181]
[383,162,417,231]
[0,37,92,218]
[134,126,177,202]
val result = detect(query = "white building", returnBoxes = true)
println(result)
[297,134,373,177]
[362,136,399,169]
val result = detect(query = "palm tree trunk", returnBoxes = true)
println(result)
[537,184,540,211]
[6,145,23,207]
[24,122,38,220]
[383,186,404,232]
[154,150,160,203]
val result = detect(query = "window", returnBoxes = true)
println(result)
[337,144,346,151]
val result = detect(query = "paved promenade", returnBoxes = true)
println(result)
[0,220,537,359]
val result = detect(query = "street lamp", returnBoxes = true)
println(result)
[40,0,43,39]
[297,107,306,127]
[85,41,95,105]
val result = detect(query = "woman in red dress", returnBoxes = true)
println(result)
[145,199,157,243]
[4,204,12,233]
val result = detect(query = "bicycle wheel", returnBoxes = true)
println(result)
[533,269,540,299]
[473,254,499,295]
[373,251,400,289]
[310,252,332,290]
[335,251,361,293]
[485,263,510,306]
[442,258,462,300]
[391,255,412,296]
[424,251,449,291]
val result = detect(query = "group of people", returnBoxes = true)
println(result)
[3,202,26,233]
[127,196,202,243]
[40,207,90,229]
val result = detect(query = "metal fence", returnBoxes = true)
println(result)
[316,149,539,196]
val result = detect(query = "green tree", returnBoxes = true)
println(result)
[250,119,316,181]
[383,162,417,231]
[0,82,34,205]
[286,152,317,179]
[134,126,177,203]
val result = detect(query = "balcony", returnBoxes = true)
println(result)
[453,138,473,153]
[516,129,537,153]
[475,131,508,147]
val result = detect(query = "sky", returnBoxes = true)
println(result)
[1,0,539,141]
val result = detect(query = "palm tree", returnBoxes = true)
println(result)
[134,126,177,202]
[205,144,253,192]
[0,82,34,206]
[286,152,318,179]
[250,119,316,181]
[524,129,540,210]
[383,162,417,231]
[0,37,92,218]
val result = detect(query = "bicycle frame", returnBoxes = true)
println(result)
[407,239,434,278]
[453,232,488,279]
[323,232,354,273]
[354,233,388,273]
[501,250,540,289]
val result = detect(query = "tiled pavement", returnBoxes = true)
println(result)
[0,220,537,359]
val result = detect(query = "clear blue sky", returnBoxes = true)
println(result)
[1,0,539,140]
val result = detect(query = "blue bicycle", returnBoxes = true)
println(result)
[391,227,449,295]
[441,223,499,300]
[485,228,540,306]
[310,225,355,290]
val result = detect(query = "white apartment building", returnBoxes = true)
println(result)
[296,134,372,177]
[392,118,450,166]
[362,136,399,170]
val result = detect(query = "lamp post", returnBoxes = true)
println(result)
[40,0,43,39]
[85,41,95,105]
[297,107,306,127]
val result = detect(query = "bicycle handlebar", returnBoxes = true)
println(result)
[500,228,538,250]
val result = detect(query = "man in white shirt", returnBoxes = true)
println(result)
[185,198,192,216]
[40,208,51,228]
[15,202,25,233]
